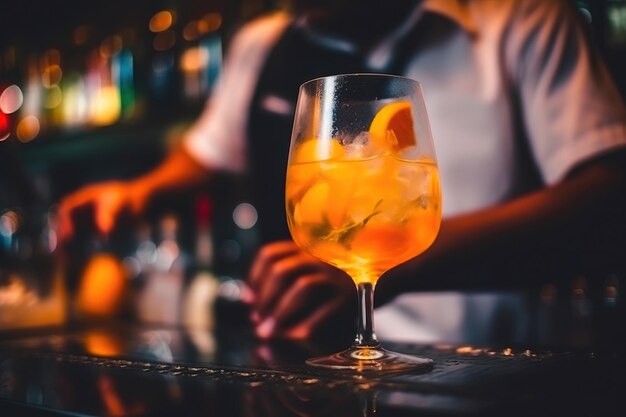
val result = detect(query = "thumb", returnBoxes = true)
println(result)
[94,193,122,236]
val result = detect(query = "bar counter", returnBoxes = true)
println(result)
[0,322,623,417]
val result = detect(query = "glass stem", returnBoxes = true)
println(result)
[353,282,380,349]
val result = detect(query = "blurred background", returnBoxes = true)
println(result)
[0,0,625,340]
[0,0,287,331]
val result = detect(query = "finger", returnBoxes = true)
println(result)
[94,194,121,236]
[283,295,352,341]
[57,204,76,243]
[256,273,342,339]
[57,189,99,242]
[248,241,300,289]
[254,253,326,317]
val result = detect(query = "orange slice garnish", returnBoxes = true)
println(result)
[292,138,344,163]
[368,100,416,150]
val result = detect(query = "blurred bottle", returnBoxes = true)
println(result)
[72,218,134,322]
[74,250,127,320]
[182,194,219,330]
[135,213,188,325]
[1,132,68,329]
[112,29,138,122]
[0,206,68,331]
[87,37,122,127]
[148,8,180,117]
[40,48,65,129]
[593,272,625,354]
[179,12,223,105]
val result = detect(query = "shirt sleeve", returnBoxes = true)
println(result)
[511,0,626,184]
[183,12,292,173]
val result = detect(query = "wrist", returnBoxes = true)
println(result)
[127,179,152,214]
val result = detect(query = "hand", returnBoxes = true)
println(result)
[58,181,147,242]
[247,241,355,341]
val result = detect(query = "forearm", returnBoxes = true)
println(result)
[379,152,626,300]
[129,145,213,202]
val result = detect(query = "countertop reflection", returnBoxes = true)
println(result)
[0,323,624,417]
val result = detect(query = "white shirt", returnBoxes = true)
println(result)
[184,0,626,344]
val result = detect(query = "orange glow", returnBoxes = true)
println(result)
[16,115,40,142]
[42,64,63,87]
[41,49,61,68]
[91,85,121,126]
[287,156,440,284]
[180,47,208,72]
[149,10,174,33]
[84,331,122,356]
[76,253,127,318]
[183,20,205,41]
[203,12,222,32]
[99,36,123,59]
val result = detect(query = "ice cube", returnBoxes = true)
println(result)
[352,131,370,146]
[397,164,430,201]
[343,142,368,159]
[343,131,388,159]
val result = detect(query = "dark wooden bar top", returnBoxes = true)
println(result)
[0,322,623,417]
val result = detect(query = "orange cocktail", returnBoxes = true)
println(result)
[286,146,441,284]
[286,74,441,371]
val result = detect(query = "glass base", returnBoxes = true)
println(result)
[305,346,433,373]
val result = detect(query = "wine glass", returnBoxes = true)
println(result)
[285,74,441,372]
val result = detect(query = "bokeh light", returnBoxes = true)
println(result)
[44,85,63,109]
[149,10,174,33]
[180,47,209,72]
[183,20,206,41]
[233,203,258,229]
[41,49,61,67]
[42,65,63,88]
[0,85,24,114]
[99,35,123,59]
[62,75,88,126]
[16,115,40,142]
[203,13,222,32]
[182,13,221,42]
[91,85,121,126]
[0,211,19,237]
[0,111,10,141]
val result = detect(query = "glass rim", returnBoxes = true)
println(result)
[299,72,422,90]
